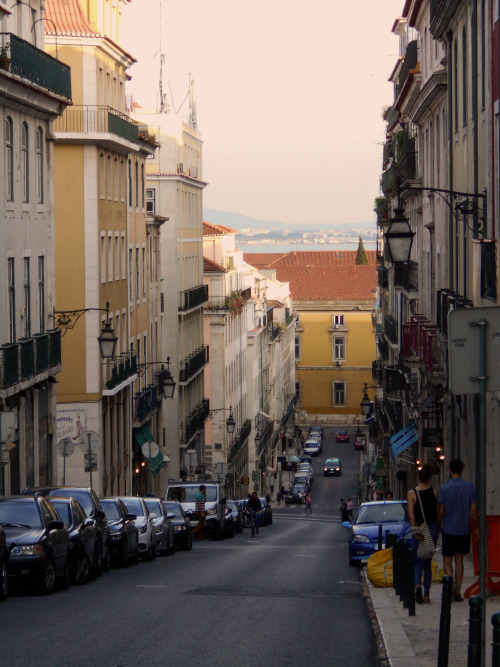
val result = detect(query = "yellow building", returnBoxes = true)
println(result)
[244,251,377,421]
[46,0,157,496]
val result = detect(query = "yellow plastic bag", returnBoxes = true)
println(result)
[367,548,394,587]
[367,549,445,588]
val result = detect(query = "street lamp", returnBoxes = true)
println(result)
[137,357,176,399]
[360,384,372,417]
[54,301,118,359]
[384,203,415,264]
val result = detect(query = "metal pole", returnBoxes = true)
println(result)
[492,612,500,667]
[477,318,487,667]
[438,575,453,667]
[468,596,483,667]
[88,432,92,489]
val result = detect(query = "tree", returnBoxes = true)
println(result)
[356,237,369,265]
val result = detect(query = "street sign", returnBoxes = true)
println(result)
[241,476,249,485]
[84,452,98,472]
[448,306,500,394]
[141,441,159,458]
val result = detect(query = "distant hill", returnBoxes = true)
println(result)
[203,208,374,233]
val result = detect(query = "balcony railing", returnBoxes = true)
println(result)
[104,351,137,390]
[384,365,405,396]
[401,315,444,374]
[381,163,397,195]
[0,33,71,99]
[54,105,139,143]
[134,385,158,422]
[229,419,251,462]
[270,325,281,341]
[181,398,210,443]
[372,359,384,384]
[285,308,295,326]
[179,284,208,311]
[395,41,418,101]
[0,330,61,389]
[394,260,418,293]
[384,314,398,345]
[179,345,209,384]
[377,333,389,361]
[378,266,388,289]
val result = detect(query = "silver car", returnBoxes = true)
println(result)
[118,497,156,561]
[143,498,175,556]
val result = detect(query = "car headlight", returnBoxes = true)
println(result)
[111,533,123,540]
[11,544,44,557]
[352,534,370,543]
[139,525,147,534]
[155,525,162,534]
[323,468,327,471]
[206,506,217,516]
[174,525,186,532]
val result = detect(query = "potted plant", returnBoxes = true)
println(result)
[0,45,10,71]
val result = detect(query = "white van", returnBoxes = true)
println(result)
[166,483,226,540]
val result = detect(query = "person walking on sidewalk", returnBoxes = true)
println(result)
[437,459,479,602]
[407,463,439,604]
[346,497,354,522]
[191,485,207,541]
[302,491,312,515]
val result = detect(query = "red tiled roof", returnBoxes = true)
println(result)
[243,250,377,269]
[45,0,100,37]
[203,257,226,273]
[203,221,238,236]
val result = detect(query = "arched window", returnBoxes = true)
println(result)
[36,127,44,203]
[5,116,13,201]
[22,122,29,202]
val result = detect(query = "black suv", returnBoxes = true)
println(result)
[22,486,110,574]
[0,495,69,594]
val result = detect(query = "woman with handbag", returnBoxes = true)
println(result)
[407,463,439,604]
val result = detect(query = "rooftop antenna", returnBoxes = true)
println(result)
[159,0,168,114]
[189,74,197,129]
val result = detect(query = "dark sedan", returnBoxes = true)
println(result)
[0,525,7,601]
[162,501,192,551]
[323,458,342,476]
[0,495,69,595]
[226,500,243,534]
[49,496,97,585]
[100,498,139,567]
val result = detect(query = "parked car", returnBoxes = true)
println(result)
[22,486,110,575]
[303,438,321,456]
[0,495,69,594]
[354,435,367,451]
[299,454,313,466]
[336,430,350,443]
[259,498,273,525]
[308,425,323,439]
[285,484,307,504]
[296,462,314,480]
[162,501,193,551]
[224,506,236,538]
[348,501,411,566]
[143,498,175,556]
[0,525,8,601]
[100,498,139,567]
[166,483,226,540]
[225,500,243,534]
[292,473,311,491]
[118,497,156,561]
[323,458,342,476]
[49,496,97,585]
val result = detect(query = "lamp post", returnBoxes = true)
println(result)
[54,301,118,359]
[384,202,415,264]
[136,357,176,399]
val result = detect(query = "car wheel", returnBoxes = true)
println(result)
[0,555,8,601]
[38,558,56,595]
[73,550,91,584]
[169,538,176,556]
[119,540,128,568]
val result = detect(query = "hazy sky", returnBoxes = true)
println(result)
[121,1,403,226]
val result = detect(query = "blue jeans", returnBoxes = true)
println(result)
[413,524,439,596]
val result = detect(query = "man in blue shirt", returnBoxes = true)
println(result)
[437,459,479,602]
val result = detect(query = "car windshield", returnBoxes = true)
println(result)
[292,486,305,493]
[226,501,239,512]
[144,500,162,515]
[50,501,71,526]
[101,501,121,521]
[120,498,145,516]
[0,501,42,528]
[326,459,340,466]
[338,431,347,435]
[355,503,408,525]
[48,489,92,516]
[167,486,218,502]
[163,502,183,518]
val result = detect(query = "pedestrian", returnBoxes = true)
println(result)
[346,497,354,522]
[302,491,313,515]
[277,491,282,505]
[191,484,206,541]
[407,463,439,604]
[437,459,479,602]
[265,493,271,505]
[340,498,349,522]
[385,491,394,500]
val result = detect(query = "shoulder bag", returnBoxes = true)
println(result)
[411,489,435,560]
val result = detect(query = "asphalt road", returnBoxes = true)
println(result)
[0,426,380,667]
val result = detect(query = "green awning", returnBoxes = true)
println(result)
[133,427,146,446]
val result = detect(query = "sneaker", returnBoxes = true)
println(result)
[454,592,464,602]
[415,586,424,604]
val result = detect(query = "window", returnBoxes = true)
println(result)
[462,25,467,126]
[38,257,45,332]
[332,314,344,327]
[141,164,145,208]
[295,381,302,406]
[5,116,13,201]
[108,233,113,282]
[135,161,139,207]
[23,258,31,337]
[295,334,301,360]
[142,247,146,296]
[129,248,133,300]
[454,40,458,131]
[22,122,29,202]
[332,382,346,406]
[128,159,132,206]
[100,234,106,282]
[99,152,105,197]
[8,258,15,342]
[36,127,44,203]
[333,336,345,360]
[135,247,139,300]
[481,0,486,110]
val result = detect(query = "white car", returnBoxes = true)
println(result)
[118,497,156,561]
[303,438,321,456]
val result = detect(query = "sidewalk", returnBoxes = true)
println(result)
[365,552,499,666]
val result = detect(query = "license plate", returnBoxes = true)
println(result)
[189,520,198,527]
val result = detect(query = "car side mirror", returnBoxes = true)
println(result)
[125,513,137,521]
[83,518,94,529]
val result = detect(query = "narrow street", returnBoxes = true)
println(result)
[0,427,379,667]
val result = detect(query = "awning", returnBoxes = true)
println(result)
[390,424,418,460]
[133,425,164,475]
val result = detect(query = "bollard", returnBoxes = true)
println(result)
[467,596,483,667]
[408,546,415,617]
[438,575,453,667]
[492,612,500,667]
[378,523,383,550]
[386,531,397,549]
[400,539,408,605]
[394,538,401,595]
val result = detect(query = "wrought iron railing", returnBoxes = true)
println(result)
[134,385,158,422]
[181,398,210,443]
[179,345,209,383]
[384,314,398,345]
[394,260,418,293]
[104,351,137,390]
[179,284,208,311]
[395,41,418,101]
[0,330,61,389]
[229,419,251,462]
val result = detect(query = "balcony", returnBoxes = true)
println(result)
[0,330,61,389]
[394,260,418,294]
[270,324,281,342]
[430,1,456,38]
[179,345,209,384]
[372,359,384,384]
[395,41,418,101]
[179,284,208,312]
[285,308,295,326]
[229,419,251,462]
[401,315,444,374]
[104,351,137,391]
[0,33,71,99]
[384,365,406,397]
[378,265,388,289]
[381,164,397,195]
[384,314,398,345]
[181,398,210,443]
[377,333,389,361]
[134,385,158,422]
[53,105,139,144]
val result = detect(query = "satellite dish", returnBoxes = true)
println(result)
[301,410,307,417]
[77,430,101,454]
[141,441,159,458]
[57,437,74,457]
